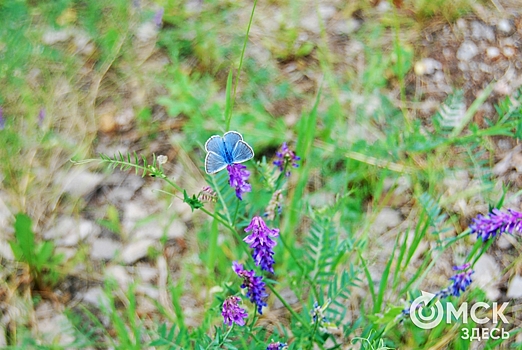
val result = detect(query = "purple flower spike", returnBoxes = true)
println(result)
[0,107,4,130]
[273,142,300,176]
[233,262,268,314]
[435,264,474,299]
[153,7,164,28]
[470,208,522,241]
[244,216,279,273]
[227,163,251,200]
[452,263,471,271]
[448,269,474,297]
[267,342,288,350]
[222,296,248,327]
[38,108,45,127]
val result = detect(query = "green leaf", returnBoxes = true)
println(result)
[12,213,36,266]
[183,190,203,212]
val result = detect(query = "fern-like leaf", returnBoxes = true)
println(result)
[436,89,466,130]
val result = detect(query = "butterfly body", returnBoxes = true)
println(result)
[205,131,254,174]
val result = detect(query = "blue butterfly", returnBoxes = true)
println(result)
[204,131,254,174]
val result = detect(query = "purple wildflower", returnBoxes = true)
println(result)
[233,262,268,314]
[273,142,300,176]
[222,296,248,327]
[227,164,251,200]
[267,342,287,350]
[198,186,217,202]
[38,108,45,127]
[470,208,522,241]
[153,7,164,28]
[435,264,474,298]
[403,264,474,318]
[448,267,474,297]
[0,107,4,130]
[244,216,279,273]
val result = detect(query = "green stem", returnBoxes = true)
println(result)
[210,325,234,349]
[278,230,320,302]
[211,175,233,224]
[226,0,258,130]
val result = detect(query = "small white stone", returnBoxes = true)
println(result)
[82,287,109,308]
[503,46,515,58]
[91,238,122,260]
[471,21,495,42]
[135,22,158,42]
[120,239,156,264]
[506,275,522,298]
[497,19,513,34]
[137,284,160,299]
[473,254,501,300]
[318,5,336,20]
[414,58,442,75]
[370,208,401,235]
[105,265,131,288]
[0,240,14,260]
[42,29,70,45]
[58,169,104,197]
[486,47,500,59]
[457,41,479,61]
[115,108,135,128]
[135,265,158,282]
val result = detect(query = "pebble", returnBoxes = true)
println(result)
[44,217,100,246]
[135,264,158,282]
[42,29,70,45]
[332,18,361,35]
[34,303,75,346]
[57,169,104,197]
[502,46,515,58]
[135,22,158,43]
[105,265,131,288]
[506,275,522,298]
[115,108,135,130]
[120,239,156,264]
[471,21,495,42]
[81,287,110,308]
[370,208,402,235]
[457,41,479,61]
[486,46,500,59]
[414,58,442,75]
[0,326,5,347]
[473,254,501,300]
[91,238,122,261]
[497,18,513,35]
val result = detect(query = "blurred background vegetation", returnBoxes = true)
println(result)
[1,0,521,348]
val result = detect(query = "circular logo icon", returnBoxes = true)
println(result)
[410,291,444,330]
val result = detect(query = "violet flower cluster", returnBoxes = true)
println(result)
[233,262,268,314]
[470,208,522,241]
[436,263,474,298]
[0,107,4,130]
[403,263,474,317]
[267,342,287,350]
[244,216,279,274]
[221,296,248,327]
[273,142,300,176]
[227,163,252,200]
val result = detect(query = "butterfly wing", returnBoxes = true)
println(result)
[232,140,254,163]
[205,151,228,174]
[205,135,224,154]
[223,131,243,147]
